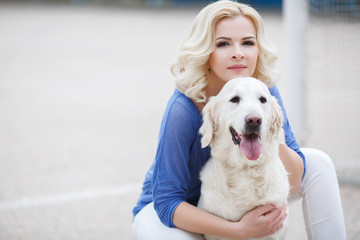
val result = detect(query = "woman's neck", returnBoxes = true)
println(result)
[205,75,225,99]
[192,99,206,112]
[192,76,225,112]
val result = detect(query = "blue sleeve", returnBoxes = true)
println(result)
[152,101,196,227]
[269,86,306,178]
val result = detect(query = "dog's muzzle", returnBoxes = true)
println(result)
[244,114,262,135]
[229,123,263,160]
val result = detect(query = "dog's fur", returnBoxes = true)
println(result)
[198,77,289,240]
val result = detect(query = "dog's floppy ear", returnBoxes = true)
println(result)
[269,96,284,138]
[199,98,219,148]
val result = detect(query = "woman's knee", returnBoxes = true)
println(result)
[299,148,340,195]
[301,148,336,173]
[132,203,204,240]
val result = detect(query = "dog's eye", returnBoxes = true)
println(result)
[230,96,240,103]
[259,96,267,103]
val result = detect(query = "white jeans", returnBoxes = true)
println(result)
[132,148,347,240]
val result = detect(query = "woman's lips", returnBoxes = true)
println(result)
[228,65,247,71]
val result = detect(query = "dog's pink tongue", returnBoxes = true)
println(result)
[239,135,263,160]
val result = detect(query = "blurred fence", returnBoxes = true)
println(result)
[306,0,360,185]
[0,0,282,8]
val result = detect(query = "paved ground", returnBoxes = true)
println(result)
[0,3,359,240]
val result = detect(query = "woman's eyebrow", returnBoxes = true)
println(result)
[215,36,231,41]
[243,36,256,40]
[215,36,256,41]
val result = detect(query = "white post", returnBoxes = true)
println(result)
[282,0,308,144]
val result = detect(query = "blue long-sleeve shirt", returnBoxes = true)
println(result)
[132,86,305,228]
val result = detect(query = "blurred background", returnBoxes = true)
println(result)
[0,0,359,239]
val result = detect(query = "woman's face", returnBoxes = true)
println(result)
[207,15,259,90]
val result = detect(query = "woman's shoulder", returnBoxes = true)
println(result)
[161,89,202,133]
[167,89,201,119]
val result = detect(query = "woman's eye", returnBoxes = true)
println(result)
[259,96,267,103]
[216,41,229,47]
[230,96,240,103]
[242,41,255,46]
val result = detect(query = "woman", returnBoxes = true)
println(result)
[132,1,346,239]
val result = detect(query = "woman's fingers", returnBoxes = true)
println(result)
[262,202,287,232]
[254,203,277,216]
[238,203,287,238]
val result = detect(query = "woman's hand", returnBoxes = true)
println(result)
[173,202,287,240]
[231,203,288,239]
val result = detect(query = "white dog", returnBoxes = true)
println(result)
[198,77,289,240]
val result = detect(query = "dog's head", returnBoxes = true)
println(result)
[199,77,284,161]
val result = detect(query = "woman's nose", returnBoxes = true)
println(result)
[232,45,244,59]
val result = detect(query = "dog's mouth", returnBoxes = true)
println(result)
[229,127,263,161]
[230,127,241,145]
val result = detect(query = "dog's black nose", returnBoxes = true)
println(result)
[245,115,262,127]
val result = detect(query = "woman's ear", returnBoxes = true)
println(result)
[199,98,218,148]
[269,96,284,138]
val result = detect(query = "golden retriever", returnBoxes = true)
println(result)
[198,77,289,240]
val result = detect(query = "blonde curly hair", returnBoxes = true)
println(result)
[171,0,278,102]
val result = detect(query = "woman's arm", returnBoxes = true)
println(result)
[279,144,304,194]
[269,86,305,194]
[173,201,287,239]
